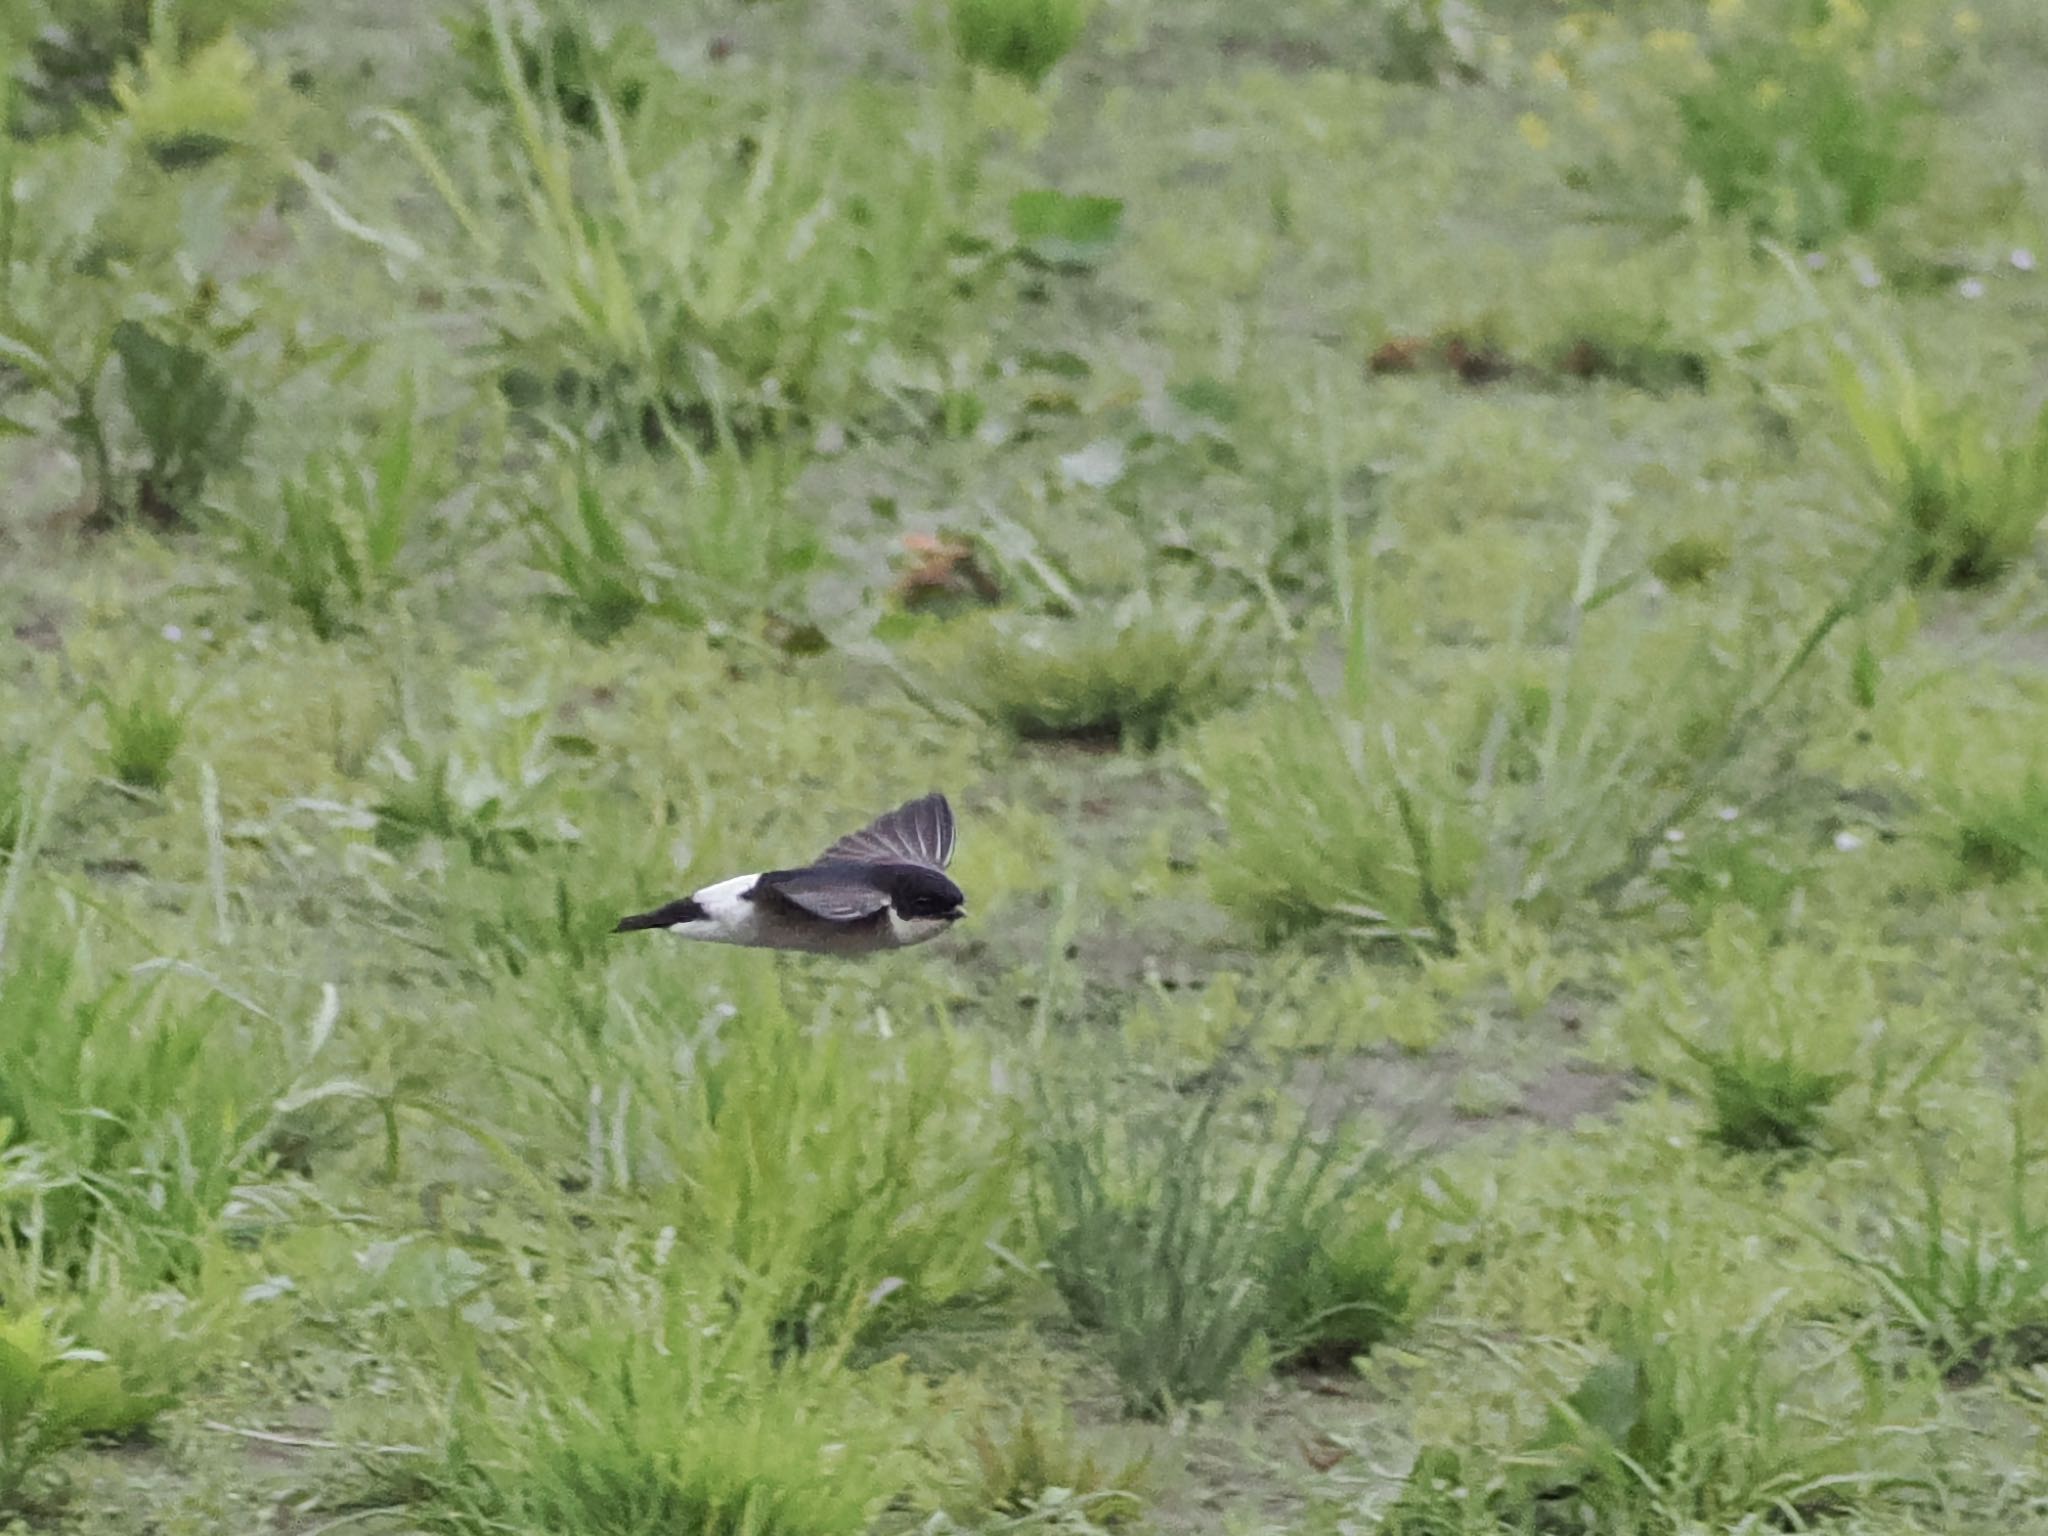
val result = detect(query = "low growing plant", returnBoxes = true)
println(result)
[1952,777,2048,884]
[1032,1069,1395,1416]
[958,1408,1147,1527]
[0,1305,175,1516]
[1688,1037,1847,1154]
[483,966,1020,1348]
[1500,1277,1922,1529]
[1835,346,2048,590]
[444,0,658,131]
[241,385,440,640]
[0,906,363,1277]
[1264,1192,1427,1371]
[413,1254,918,1536]
[518,457,678,644]
[362,4,981,447]
[10,0,283,136]
[954,597,1249,751]
[1675,34,1927,247]
[110,315,256,526]
[1842,1119,2048,1379]
[96,671,188,792]
[949,0,1092,87]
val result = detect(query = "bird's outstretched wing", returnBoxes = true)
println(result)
[753,866,892,922]
[816,792,954,871]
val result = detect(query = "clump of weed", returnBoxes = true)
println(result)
[444,1,657,131]
[109,316,256,527]
[515,440,815,643]
[954,597,1249,751]
[240,384,441,640]
[517,458,670,644]
[1372,0,1485,85]
[1676,34,1927,247]
[1498,1274,1921,1528]
[373,8,981,447]
[949,0,1092,87]
[1627,916,1915,1154]
[1843,1119,2048,1380]
[1835,344,2048,590]
[3,264,258,529]
[1655,822,1806,932]
[1381,1445,1481,1536]
[485,968,1018,1348]
[1204,697,1472,947]
[96,672,188,792]
[1264,1194,1425,1371]
[371,753,547,868]
[0,1305,175,1516]
[1032,1071,1395,1416]
[414,1255,917,1536]
[369,718,567,871]
[1690,1039,1846,1153]
[111,30,291,170]
[959,1409,1147,1527]
[1952,778,2048,884]
[0,904,361,1276]
[1648,534,1731,590]
[10,0,282,136]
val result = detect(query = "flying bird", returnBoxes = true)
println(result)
[612,792,965,955]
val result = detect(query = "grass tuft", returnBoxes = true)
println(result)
[96,673,187,792]
[1953,778,2048,884]
[1844,1120,2048,1380]
[1032,1068,1397,1416]
[373,5,980,447]
[413,1256,917,1536]
[954,597,1249,751]
[948,0,1092,87]
[1835,344,2048,590]
[1512,1294,1916,1527]
[0,1303,176,1517]
[959,1408,1147,1527]
[1675,33,1927,247]
[238,381,440,640]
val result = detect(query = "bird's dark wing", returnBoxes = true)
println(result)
[817,792,954,871]
[751,866,892,922]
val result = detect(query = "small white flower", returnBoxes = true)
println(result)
[1664,827,1686,844]
[1834,830,1866,853]
[2013,248,2037,273]
[162,623,184,642]
[1805,251,1828,271]
[1716,805,1740,821]
[1959,277,1987,300]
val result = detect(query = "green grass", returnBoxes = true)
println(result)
[6,0,2048,1528]
[1836,341,2048,590]
[950,0,1093,87]
[1500,1269,1925,1528]
[1032,1067,1399,1416]
[95,673,187,792]
[1843,1119,2048,1378]
[0,1304,174,1517]
[951,596,1249,751]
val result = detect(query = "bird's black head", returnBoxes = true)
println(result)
[873,863,966,921]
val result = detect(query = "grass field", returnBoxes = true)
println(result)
[5,0,2048,1530]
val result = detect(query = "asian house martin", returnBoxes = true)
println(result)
[612,792,964,955]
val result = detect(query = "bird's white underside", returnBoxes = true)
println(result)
[663,871,950,955]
